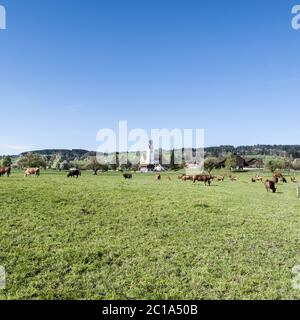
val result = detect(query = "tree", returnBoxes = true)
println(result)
[50,154,62,170]
[59,160,71,171]
[158,148,163,165]
[292,159,300,171]
[2,155,12,167]
[225,153,236,171]
[204,157,218,173]
[264,157,286,173]
[169,149,176,170]
[17,153,47,169]
[84,156,108,174]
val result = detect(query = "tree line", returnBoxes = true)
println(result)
[1,150,300,173]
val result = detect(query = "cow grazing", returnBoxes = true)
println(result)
[265,180,276,193]
[181,175,192,181]
[216,175,225,182]
[273,172,287,184]
[123,173,132,180]
[192,174,212,186]
[67,169,81,178]
[0,166,11,177]
[273,172,287,183]
[24,168,40,177]
[255,175,263,182]
[273,172,283,179]
[229,175,237,181]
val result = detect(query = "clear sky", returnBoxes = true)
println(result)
[0,0,299,154]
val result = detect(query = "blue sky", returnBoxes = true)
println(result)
[0,0,299,154]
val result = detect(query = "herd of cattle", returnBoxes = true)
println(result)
[175,172,295,193]
[0,164,297,193]
[0,166,78,178]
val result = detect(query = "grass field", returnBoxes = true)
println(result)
[1,170,300,300]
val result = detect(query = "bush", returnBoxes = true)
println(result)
[264,157,288,172]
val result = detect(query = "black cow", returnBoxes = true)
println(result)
[67,169,81,178]
[123,173,132,180]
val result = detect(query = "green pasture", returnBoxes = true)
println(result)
[1,170,300,299]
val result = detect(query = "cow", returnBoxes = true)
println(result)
[67,169,81,178]
[273,172,287,184]
[181,175,192,181]
[265,180,276,193]
[192,174,212,186]
[123,173,132,180]
[24,168,40,177]
[0,166,11,177]
[229,175,237,181]
[273,172,283,179]
[291,177,298,183]
[255,175,263,182]
[216,175,225,182]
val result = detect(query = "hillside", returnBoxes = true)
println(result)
[10,145,300,161]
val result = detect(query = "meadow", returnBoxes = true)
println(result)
[1,170,300,300]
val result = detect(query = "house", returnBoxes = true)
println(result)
[218,154,260,170]
[245,158,263,168]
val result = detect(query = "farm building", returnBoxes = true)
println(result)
[245,158,263,168]
[218,154,261,170]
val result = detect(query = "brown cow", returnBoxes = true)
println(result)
[216,175,225,182]
[0,166,11,177]
[24,168,40,177]
[192,174,212,186]
[181,175,192,181]
[273,172,283,179]
[265,180,276,193]
[291,177,298,183]
[255,175,263,182]
[273,172,287,184]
